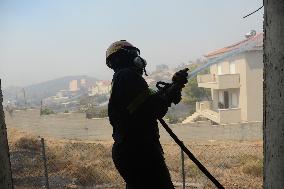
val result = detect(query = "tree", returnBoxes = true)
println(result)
[182,63,210,105]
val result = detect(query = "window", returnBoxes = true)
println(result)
[218,90,229,109]
[217,63,222,75]
[229,62,236,74]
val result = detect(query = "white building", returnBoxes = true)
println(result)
[88,80,111,96]
[69,80,79,92]
[184,32,263,124]
[80,79,86,87]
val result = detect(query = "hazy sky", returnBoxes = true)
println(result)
[0,0,263,87]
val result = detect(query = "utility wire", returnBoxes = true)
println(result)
[243,5,264,18]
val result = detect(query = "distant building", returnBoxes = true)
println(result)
[55,90,69,99]
[80,79,86,87]
[88,80,111,96]
[69,80,79,92]
[186,33,263,124]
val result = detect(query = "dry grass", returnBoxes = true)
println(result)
[7,128,263,189]
[162,141,263,188]
[14,137,41,151]
[8,129,124,188]
[239,155,263,177]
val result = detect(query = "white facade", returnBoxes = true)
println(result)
[193,33,263,124]
[88,81,111,96]
[69,80,79,92]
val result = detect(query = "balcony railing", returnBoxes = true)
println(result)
[197,74,240,89]
[196,101,212,112]
[196,101,241,124]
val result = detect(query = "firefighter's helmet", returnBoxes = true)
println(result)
[106,40,140,68]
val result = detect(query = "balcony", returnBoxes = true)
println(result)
[197,74,240,89]
[196,101,241,124]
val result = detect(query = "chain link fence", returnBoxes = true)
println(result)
[8,133,263,189]
[9,136,125,189]
[6,110,263,188]
[163,141,263,188]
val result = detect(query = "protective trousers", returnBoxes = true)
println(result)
[112,141,175,189]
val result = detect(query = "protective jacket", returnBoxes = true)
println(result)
[108,67,175,189]
[108,67,168,143]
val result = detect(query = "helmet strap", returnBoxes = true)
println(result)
[143,67,148,76]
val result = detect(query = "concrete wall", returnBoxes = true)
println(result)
[233,54,249,122]
[0,79,14,189]
[211,89,218,111]
[219,108,241,124]
[167,121,262,142]
[245,51,263,122]
[264,0,284,188]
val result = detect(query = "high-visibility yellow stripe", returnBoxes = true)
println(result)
[127,89,156,114]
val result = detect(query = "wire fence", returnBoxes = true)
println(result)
[163,141,263,188]
[8,134,263,189]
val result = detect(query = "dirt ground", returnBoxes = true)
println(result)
[5,109,263,189]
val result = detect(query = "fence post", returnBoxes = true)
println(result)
[181,144,185,189]
[40,138,50,189]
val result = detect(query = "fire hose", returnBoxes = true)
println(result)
[156,69,224,188]
[155,37,262,188]
[158,117,225,189]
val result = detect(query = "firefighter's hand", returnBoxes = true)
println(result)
[172,68,189,88]
[171,90,182,104]
[164,84,183,105]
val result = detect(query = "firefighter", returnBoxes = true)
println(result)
[106,40,188,189]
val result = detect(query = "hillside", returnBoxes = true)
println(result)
[25,75,97,96]
[4,75,97,104]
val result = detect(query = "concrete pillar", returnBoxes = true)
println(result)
[264,0,284,188]
[0,79,14,189]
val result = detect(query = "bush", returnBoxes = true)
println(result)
[98,108,108,118]
[40,108,55,115]
[242,160,263,177]
[85,106,108,119]
[14,137,41,151]
[237,154,263,177]
[166,114,179,124]
[69,164,110,186]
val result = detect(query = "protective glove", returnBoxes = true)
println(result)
[163,68,189,105]
[170,88,182,104]
[164,85,182,105]
[172,68,189,87]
